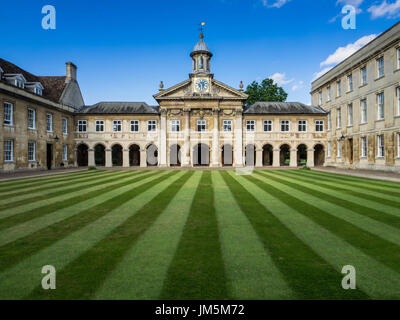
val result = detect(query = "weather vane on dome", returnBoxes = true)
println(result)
[199,22,205,39]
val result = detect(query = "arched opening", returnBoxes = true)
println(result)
[129,144,140,166]
[297,144,308,167]
[280,144,290,166]
[94,144,105,166]
[314,144,325,166]
[222,144,233,166]
[262,144,273,166]
[245,144,256,167]
[193,143,210,166]
[170,144,181,166]
[77,144,88,167]
[112,144,123,167]
[147,144,158,166]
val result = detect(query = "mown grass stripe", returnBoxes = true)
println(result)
[0,171,144,231]
[94,171,202,300]
[0,169,104,191]
[212,171,294,299]
[253,171,400,274]
[287,170,400,201]
[0,170,165,272]
[306,169,400,189]
[234,172,400,299]
[221,171,365,299]
[280,170,400,210]
[256,171,400,248]
[0,170,115,201]
[265,171,400,223]
[0,171,182,300]
[160,171,228,300]
[0,171,133,212]
[26,170,189,300]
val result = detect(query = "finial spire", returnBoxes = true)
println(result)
[200,22,205,39]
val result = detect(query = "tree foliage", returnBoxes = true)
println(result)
[244,78,288,106]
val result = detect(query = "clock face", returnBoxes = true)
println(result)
[196,79,209,92]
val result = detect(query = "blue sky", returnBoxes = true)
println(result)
[1,0,399,105]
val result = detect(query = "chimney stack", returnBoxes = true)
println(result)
[66,62,77,82]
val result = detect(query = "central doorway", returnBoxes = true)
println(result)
[193,143,210,166]
[46,143,53,170]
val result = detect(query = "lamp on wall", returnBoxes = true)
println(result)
[339,134,345,141]
[54,135,59,143]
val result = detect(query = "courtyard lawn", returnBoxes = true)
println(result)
[0,169,399,300]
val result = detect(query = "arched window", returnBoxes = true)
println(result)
[193,59,196,70]
[200,56,204,69]
[207,58,210,71]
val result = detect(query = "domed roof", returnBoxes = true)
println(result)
[191,32,212,57]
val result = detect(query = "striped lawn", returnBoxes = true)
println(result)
[0,168,399,300]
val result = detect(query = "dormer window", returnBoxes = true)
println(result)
[0,67,3,79]
[15,79,24,88]
[25,82,44,96]
[4,74,27,89]
[34,87,42,96]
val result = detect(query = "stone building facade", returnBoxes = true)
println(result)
[311,22,400,172]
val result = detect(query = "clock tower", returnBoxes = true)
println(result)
[190,29,213,94]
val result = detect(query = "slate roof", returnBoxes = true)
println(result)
[193,39,210,53]
[78,102,159,114]
[0,58,66,103]
[244,102,327,114]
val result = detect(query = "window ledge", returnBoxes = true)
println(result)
[375,75,385,81]
[360,122,367,125]
[359,83,367,88]
[4,161,14,163]
[394,68,400,74]
[347,125,353,128]
[376,156,385,159]
[346,90,353,94]
[375,119,385,122]
[3,124,14,127]
[360,156,367,159]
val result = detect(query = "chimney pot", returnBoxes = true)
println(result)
[66,62,77,82]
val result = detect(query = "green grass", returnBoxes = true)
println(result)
[0,169,399,300]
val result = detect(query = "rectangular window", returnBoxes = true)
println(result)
[263,120,272,132]
[77,120,87,132]
[361,66,367,85]
[328,112,331,130]
[28,142,36,161]
[171,120,180,132]
[337,141,341,158]
[361,99,367,124]
[327,86,331,101]
[298,120,307,132]
[397,87,400,116]
[281,120,290,132]
[377,92,384,120]
[319,92,322,105]
[4,102,13,126]
[197,120,206,132]
[28,108,36,129]
[130,120,138,132]
[46,113,53,132]
[62,118,68,134]
[328,141,332,158]
[63,144,68,161]
[377,134,385,158]
[377,57,384,78]
[337,107,341,128]
[223,120,232,132]
[96,120,104,132]
[113,120,122,132]
[246,120,255,132]
[4,140,13,162]
[337,80,341,97]
[148,120,157,132]
[347,74,353,92]
[348,103,353,126]
[361,137,367,158]
[316,120,324,132]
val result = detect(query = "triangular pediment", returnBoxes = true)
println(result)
[153,78,248,102]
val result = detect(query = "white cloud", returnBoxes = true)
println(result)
[270,72,294,85]
[292,81,304,91]
[368,0,400,19]
[336,0,364,7]
[320,34,377,67]
[313,67,333,80]
[262,0,290,8]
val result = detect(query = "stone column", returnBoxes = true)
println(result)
[307,148,315,167]
[273,148,280,167]
[182,108,191,167]
[88,148,95,167]
[256,148,263,167]
[105,149,112,168]
[211,108,220,167]
[123,149,129,168]
[290,148,297,167]
[159,108,167,167]
[234,108,244,167]
[140,148,147,167]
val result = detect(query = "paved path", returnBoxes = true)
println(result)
[313,167,400,183]
[0,168,88,181]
